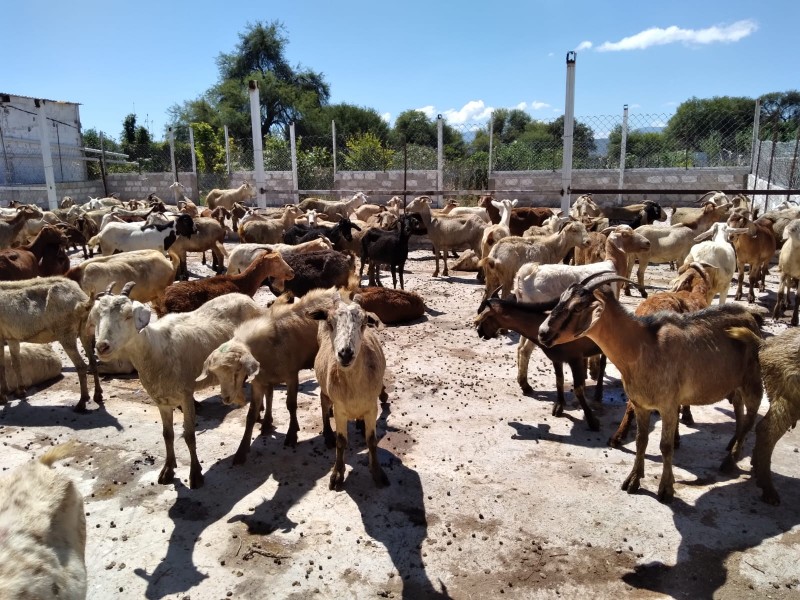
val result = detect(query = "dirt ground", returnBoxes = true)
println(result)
[2,238,800,600]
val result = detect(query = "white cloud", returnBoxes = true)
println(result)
[515,102,528,110]
[530,101,550,111]
[575,40,593,51]
[629,103,641,109]
[597,19,757,52]
[441,100,494,125]
[380,112,391,123]
[415,105,437,119]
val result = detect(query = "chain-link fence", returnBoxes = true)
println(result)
[753,139,800,191]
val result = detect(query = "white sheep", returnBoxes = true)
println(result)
[310,295,389,490]
[88,285,261,488]
[0,442,86,600]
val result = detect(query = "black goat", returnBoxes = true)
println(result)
[267,249,355,297]
[475,295,606,431]
[282,217,361,250]
[359,215,425,290]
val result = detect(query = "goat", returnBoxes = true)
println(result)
[359,214,424,289]
[406,195,486,277]
[476,296,606,430]
[773,219,800,325]
[538,272,763,503]
[0,443,86,600]
[89,284,261,488]
[226,238,333,275]
[66,249,179,304]
[684,222,749,305]
[671,191,731,226]
[726,326,800,505]
[0,226,69,281]
[239,205,303,244]
[268,250,355,298]
[167,216,228,279]
[0,277,102,412]
[480,221,591,302]
[608,262,716,448]
[197,288,341,462]
[297,192,368,222]
[55,221,91,259]
[479,196,556,236]
[154,251,293,316]
[310,295,389,489]
[726,210,777,303]
[571,194,666,228]
[0,206,43,249]
[282,217,361,251]
[480,199,518,262]
[355,286,425,325]
[205,182,255,219]
[87,213,195,256]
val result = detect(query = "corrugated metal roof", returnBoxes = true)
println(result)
[0,92,81,106]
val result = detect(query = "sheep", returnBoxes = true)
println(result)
[226,238,333,275]
[538,272,763,503]
[196,288,342,462]
[476,296,606,430]
[726,210,777,303]
[725,326,800,505]
[154,251,294,316]
[354,286,425,325]
[0,226,70,281]
[480,199,518,262]
[359,214,424,289]
[0,443,86,600]
[0,277,102,412]
[772,218,800,325]
[479,221,591,303]
[239,205,303,244]
[0,206,44,250]
[406,195,486,277]
[608,262,716,448]
[89,284,261,488]
[625,201,731,293]
[205,182,255,222]
[167,216,228,278]
[87,213,195,256]
[683,222,749,305]
[297,192,368,222]
[65,249,179,305]
[309,294,389,489]
[268,250,355,298]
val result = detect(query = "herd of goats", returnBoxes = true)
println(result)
[0,179,799,598]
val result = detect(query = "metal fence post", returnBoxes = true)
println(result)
[788,127,800,197]
[37,100,58,209]
[765,112,780,210]
[560,51,577,216]
[437,115,443,207]
[188,126,197,177]
[488,116,494,176]
[99,132,109,197]
[168,127,178,183]
[332,120,337,176]
[617,104,629,206]
[224,125,231,177]
[248,80,266,208]
[290,122,299,205]
[750,99,761,172]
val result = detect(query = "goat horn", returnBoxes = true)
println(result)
[100,281,117,296]
[120,282,136,297]
[578,270,617,286]
[583,274,646,296]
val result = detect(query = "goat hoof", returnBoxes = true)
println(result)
[329,470,344,490]
[607,436,622,449]
[284,433,298,448]
[73,401,88,414]
[792,317,799,327]
[680,412,695,427]
[379,388,389,403]
[13,387,26,399]
[552,403,564,417]
[761,488,781,506]
[719,456,737,475]
[157,467,175,485]
[657,486,675,504]
[189,471,204,489]
[622,474,640,493]
[372,468,390,487]
[0,396,7,405]
[519,382,533,395]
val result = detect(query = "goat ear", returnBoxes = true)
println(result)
[365,311,384,330]
[241,353,261,378]
[511,199,519,206]
[308,309,327,321]
[131,302,151,331]
[195,359,217,388]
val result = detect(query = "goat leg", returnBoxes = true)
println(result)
[657,409,679,503]
[609,401,635,448]
[157,405,177,484]
[329,424,347,491]
[591,354,606,404]
[260,385,274,433]
[516,337,535,394]
[551,360,566,418]
[183,396,204,489]
[752,399,799,506]
[6,340,26,400]
[61,338,90,413]
[680,405,694,426]
[366,410,389,487]
[284,379,300,447]
[568,358,599,431]
[622,405,651,494]
[320,392,336,448]
[234,382,263,465]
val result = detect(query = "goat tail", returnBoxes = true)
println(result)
[477,257,494,270]
[215,241,228,257]
[39,440,80,467]
[726,326,764,348]
[206,196,216,210]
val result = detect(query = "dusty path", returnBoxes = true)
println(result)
[1,245,799,599]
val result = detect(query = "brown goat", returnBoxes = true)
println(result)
[608,262,716,448]
[727,210,777,303]
[479,196,557,236]
[355,287,425,325]
[154,251,294,316]
[0,226,69,281]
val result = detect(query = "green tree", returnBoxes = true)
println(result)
[390,110,437,147]
[298,103,390,145]
[665,96,755,151]
[191,122,227,174]
[343,132,394,171]
[759,90,800,140]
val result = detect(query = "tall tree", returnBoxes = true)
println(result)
[759,90,800,140]
[665,96,755,151]
[297,103,390,144]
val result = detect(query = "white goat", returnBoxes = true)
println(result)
[683,222,748,305]
[310,295,388,490]
[205,182,255,213]
[89,285,261,488]
[227,238,333,275]
[0,443,86,600]
[773,218,800,325]
[480,199,518,261]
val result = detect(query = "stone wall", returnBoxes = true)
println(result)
[490,167,751,207]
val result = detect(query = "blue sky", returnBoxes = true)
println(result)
[3,0,797,141]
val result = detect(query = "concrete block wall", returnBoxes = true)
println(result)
[335,170,438,204]
[229,170,296,205]
[105,172,197,202]
[490,167,751,207]
[0,180,105,208]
